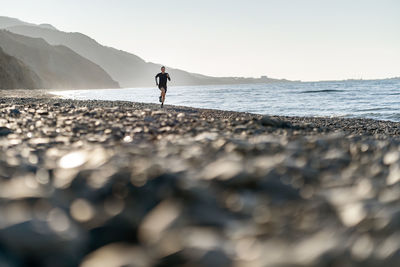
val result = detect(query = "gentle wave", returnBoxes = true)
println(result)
[356,107,398,112]
[299,89,346,94]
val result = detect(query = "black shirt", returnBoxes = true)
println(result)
[155,73,171,89]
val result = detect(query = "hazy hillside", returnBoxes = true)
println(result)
[0,16,57,30]
[0,47,42,89]
[0,30,119,89]
[0,16,34,29]
[5,21,291,87]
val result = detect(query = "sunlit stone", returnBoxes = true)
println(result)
[58,151,88,169]
[387,164,400,185]
[236,238,262,261]
[351,235,374,260]
[47,208,70,232]
[80,243,150,267]
[139,200,181,244]
[0,202,32,229]
[182,228,220,250]
[0,175,43,199]
[339,202,366,227]
[85,148,110,168]
[70,199,95,222]
[203,159,242,180]
[53,169,78,189]
[24,175,38,189]
[28,154,39,164]
[294,231,339,264]
[123,136,132,143]
[383,151,400,165]
[36,168,50,185]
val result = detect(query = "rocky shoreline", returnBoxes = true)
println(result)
[0,94,399,267]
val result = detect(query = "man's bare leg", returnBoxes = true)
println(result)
[161,88,166,107]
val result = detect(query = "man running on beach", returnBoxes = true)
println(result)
[155,66,171,108]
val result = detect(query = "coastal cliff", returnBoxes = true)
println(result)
[0,47,42,89]
[0,30,119,89]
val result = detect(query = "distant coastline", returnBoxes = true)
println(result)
[302,76,400,83]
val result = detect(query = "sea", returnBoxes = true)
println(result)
[52,79,400,122]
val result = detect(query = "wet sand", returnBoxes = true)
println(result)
[0,90,399,267]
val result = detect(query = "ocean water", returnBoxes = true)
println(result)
[52,79,400,122]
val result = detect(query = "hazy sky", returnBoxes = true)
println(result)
[2,0,400,81]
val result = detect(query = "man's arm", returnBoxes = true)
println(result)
[167,73,171,81]
[155,74,159,86]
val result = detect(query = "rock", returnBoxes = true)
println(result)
[144,117,154,122]
[9,108,21,116]
[260,116,293,128]
[0,126,13,136]
[0,220,87,267]
[36,109,49,115]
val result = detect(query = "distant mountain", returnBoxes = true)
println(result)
[0,47,42,89]
[38,24,58,31]
[0,30,119,89]
[0,16,57,31]
[2,16,291,87]
[0,16,34,28]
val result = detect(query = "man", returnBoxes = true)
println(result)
[155,66,171,108]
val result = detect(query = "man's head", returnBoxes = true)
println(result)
[161,66,165,73]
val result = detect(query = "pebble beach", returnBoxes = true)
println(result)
[0,91,400,267]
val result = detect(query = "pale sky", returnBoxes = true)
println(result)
[2,0,400,81]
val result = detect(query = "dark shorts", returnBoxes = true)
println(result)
[159,85,167,93]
